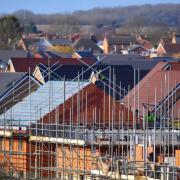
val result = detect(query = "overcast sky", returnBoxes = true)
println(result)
[0,0,179,14]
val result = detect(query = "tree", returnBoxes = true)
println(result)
[0,16,22,49]
[123,16,146,38]
[48,24,80,36]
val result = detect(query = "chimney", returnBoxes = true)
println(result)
[172,32,176,44]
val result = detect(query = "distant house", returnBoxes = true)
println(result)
[18,38,42,51]
[69,33,80,43]
[137,35,153,50]
[157,43,180,56]
[72,37,102,53]
[103,35,137,54]
[160,32,180,46]
[122,45,149,56]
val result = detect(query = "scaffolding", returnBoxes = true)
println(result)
[0,60,179,180]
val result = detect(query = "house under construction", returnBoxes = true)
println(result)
[0,60,179,180]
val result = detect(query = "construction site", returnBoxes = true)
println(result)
[0,59,180,180]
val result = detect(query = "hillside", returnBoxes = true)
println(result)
[12,4,180,27]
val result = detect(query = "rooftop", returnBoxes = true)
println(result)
[0,72,27,98]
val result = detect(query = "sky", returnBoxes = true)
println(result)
[0,0,180,14]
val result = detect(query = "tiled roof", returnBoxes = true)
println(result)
[72,38,102,53]
[0,72,27,97]
[168,62,180,70]
[164,43,180,55]
[9,58,96,73]
[76,51,97,61]
[99,54,179,70]
[0,50,30,64]
[122,62,180,115]
[41,83,135,127]
[107,35,137,46]
[98,54,157,70]
[171,98,180,118]
[122,62,168,106]
[48,38,71,46]
[45,51,72,58]
[128,45,148,52]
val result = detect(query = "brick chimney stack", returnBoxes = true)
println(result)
[172,32,176,44]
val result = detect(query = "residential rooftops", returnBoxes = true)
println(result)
[72,37,102,53]
[106,35,137,45]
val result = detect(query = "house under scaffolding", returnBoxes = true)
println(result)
[0,62,179,180]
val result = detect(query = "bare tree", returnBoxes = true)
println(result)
[48,24,80,36]
[123,16,146,37]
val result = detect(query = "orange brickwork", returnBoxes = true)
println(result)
[175,150,180,167]
[135,145,154,162]
[0,137,29,176]
[57,145,100,175]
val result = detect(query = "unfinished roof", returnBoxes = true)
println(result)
[35,64,96,82]
[35,63,148,95]
[0,72,27,98]
[0,73,41,114]
[0,81,89,126]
